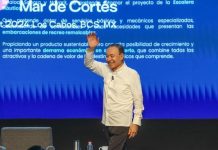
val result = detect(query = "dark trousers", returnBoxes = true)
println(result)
[103,125,129,150]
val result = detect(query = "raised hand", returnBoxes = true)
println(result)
[87,32,99,50]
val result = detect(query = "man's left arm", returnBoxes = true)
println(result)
[128,72,144,138]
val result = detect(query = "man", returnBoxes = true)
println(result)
[84,33,144,150]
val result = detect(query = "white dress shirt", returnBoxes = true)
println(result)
[85,51,144,126]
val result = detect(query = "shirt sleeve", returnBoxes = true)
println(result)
[84,50,106,77]
[130,72,144,126]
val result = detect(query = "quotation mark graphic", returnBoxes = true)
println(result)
[0,0,9,11]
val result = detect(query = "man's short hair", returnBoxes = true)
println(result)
[107,44,124,54]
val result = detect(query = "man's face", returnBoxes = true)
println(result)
[106,46,124,71]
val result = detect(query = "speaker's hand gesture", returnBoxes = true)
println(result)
[87,32,99,50]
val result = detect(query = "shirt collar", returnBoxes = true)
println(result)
[113,62,126,73]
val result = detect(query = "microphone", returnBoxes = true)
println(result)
[111,76,114,80]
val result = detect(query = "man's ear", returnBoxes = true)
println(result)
[120,53,124,61]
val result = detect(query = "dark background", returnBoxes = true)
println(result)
[1,119,218,150]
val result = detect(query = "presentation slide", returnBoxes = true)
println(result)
[0,0,218,119]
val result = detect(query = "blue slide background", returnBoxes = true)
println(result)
[0,0,218,119]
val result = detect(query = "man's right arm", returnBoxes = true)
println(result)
[84,33,106,77]
[84,49,105,77]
